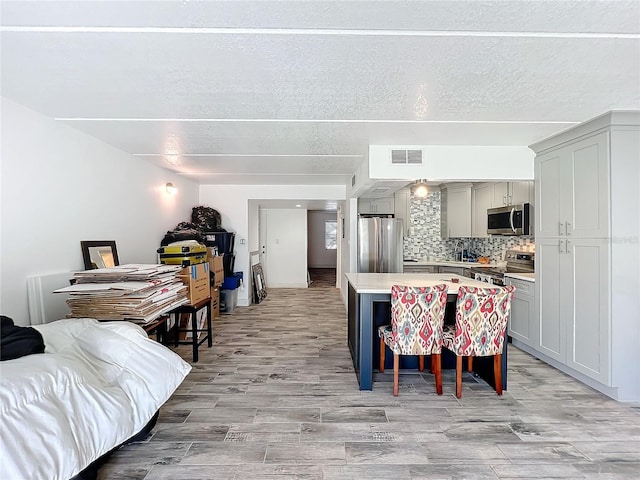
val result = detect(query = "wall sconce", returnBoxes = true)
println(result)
[165,182,177,195]
[412,179,428,198]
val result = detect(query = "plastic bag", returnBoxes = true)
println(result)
[191,206,223,232]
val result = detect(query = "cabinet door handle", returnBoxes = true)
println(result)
[503,195,507,205]
[559,221,564,236]
[566,221,571,235]
[559,239,565,254]
[566,240,571,254]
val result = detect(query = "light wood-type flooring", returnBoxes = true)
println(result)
[99,276,640,479]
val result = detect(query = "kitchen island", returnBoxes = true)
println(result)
[345,272,509,391]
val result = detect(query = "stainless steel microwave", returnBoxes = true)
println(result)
[487,203,532,236]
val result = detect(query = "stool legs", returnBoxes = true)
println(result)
[455,355,463,398]
[494,354,503,395]
[432,353,442,395]
[393,354,400,397]
[379,338,386,373]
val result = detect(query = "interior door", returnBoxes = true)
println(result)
[264,209,308,288]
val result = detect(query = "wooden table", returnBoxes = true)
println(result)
[345,273,509,391]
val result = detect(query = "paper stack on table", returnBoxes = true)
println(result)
[55,264,189,324]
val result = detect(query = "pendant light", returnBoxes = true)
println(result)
[413,179,428,198]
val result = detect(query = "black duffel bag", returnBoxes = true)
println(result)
[1,316,45,361]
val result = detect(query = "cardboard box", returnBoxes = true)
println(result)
[207,248,225,287]
[210,287,220,319]
[179,262,210,305]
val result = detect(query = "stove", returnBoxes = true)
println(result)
[468,250,534,286]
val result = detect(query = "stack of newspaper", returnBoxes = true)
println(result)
[55,264,189,324]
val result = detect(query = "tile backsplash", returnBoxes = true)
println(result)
[403,189,534,261]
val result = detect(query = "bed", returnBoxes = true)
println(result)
[0,317,191,480]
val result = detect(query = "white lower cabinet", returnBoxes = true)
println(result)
[403,264,438,274]
[505,277,534,347]
[535,234,611,385]
[438,266,465,276]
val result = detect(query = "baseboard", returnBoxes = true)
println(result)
[268,282,309,288]
[511,339,624,401]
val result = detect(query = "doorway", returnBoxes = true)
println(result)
[307,210,337,288]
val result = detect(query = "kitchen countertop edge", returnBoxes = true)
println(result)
[504,272,535,282]
[345,272,491,294]
[403,260,496,268]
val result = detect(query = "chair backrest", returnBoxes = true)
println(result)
[451,285,516,357]
[390,284,448,355]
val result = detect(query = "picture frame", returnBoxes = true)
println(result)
[81,240,120,270]
[252,263,267,304]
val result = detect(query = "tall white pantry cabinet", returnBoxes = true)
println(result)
[529,111,640,402]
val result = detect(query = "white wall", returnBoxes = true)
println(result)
[263,208,308,288]
[307,210,337,268]
[369,145,534,181]
[199,184,346,305]
[0,98,199,325]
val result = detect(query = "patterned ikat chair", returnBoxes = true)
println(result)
[378,284,448,396]
[442,285,516,398]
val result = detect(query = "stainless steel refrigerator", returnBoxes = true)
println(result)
[357,217,404,273]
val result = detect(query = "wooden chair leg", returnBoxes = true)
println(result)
[379,338,386,373]
[430,354,435,374]
[494,353,503,395]
[467,356,473,372]
[456,355,463,399]
[433,353,442,395]
[419,355,425,372]
[393,354,400,397]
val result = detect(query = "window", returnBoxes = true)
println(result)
[325,221,337,250]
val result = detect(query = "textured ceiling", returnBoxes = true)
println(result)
[1,0,639,191]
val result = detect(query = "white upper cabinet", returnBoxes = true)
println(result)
[535,132,609,239]
[493,181,532,206]
[441,184,472,238]
[492,182,510,206]
[358,197,395,215]
[393,188,411,236]
[471,183,493,238]
[510,181,533,205]
[471,181,533,238]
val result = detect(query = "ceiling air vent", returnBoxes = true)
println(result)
[390,149,423,165]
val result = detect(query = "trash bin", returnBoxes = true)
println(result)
[220,272,243,313]
[220,289,238,313]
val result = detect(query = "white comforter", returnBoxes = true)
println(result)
[0,318,191,480]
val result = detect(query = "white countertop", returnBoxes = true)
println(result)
[504,272,535,282]
[345,273,491,294]
[403,260,496,268]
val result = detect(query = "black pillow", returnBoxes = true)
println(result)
[1,315,45,361]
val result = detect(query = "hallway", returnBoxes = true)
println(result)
[100,285,640,479]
